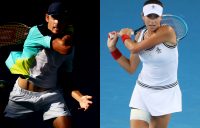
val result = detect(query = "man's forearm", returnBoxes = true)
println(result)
[71,90,83,102]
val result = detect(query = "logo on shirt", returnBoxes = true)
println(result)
[156,47,162,53]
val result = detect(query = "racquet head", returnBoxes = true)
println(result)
[0,22,30,47]
[134,14,188,42]
[109,14,188,42]
[161,14,188,42]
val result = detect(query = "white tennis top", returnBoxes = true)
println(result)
[137,29,178,88]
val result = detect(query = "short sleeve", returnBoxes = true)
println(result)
[24,26,51,49]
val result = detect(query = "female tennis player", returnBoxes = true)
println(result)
[107,0,182,128]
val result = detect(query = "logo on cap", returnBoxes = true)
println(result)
[143,4,163,16]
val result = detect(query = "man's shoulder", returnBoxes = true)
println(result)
[33,24,51,36]
[64,24,74,34]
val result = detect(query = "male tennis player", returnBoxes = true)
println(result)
[4,1,92,128]
[107,0,182,128]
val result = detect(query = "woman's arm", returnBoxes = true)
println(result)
[116,53,140,74]
[107,31,140,74]
[120,25,176,53]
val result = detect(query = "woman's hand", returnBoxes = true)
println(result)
[107,31,118,51]
[119,28,134,37]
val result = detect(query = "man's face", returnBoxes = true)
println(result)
[45,14,67,34]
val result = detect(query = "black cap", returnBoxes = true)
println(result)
[47,1,68,16]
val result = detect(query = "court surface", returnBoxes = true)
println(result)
[100,0,200,127]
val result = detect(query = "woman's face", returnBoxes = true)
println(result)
[142,14,162,32]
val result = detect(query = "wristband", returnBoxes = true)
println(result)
[111,48,122,60]
[121,34,131,43]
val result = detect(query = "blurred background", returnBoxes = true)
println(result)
[101,0,199,128]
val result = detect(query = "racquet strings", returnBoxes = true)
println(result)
[161,15,188,41]
[0,23,30,46]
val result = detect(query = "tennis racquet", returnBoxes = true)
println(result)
[110,14,188,42]
[0,22,30,47]
[160,14,188,41]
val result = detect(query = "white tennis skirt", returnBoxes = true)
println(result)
[129,81,182,116]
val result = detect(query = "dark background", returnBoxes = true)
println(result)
[0,0,99,128]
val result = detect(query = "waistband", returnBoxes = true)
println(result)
[18,76,48,92]
[137,80,178,90]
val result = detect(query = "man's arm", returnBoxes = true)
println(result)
[52,34,72,55]
[71,90,93,111]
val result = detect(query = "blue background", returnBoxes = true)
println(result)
[101,0,200,127]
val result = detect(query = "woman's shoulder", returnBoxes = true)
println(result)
[159,25,175,33]
[158,25,177,45]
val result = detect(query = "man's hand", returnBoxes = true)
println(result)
[78,95,93,111]
[52,34,72,54]
[62,35,72,45]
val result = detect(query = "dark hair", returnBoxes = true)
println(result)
[143,0,163,7]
